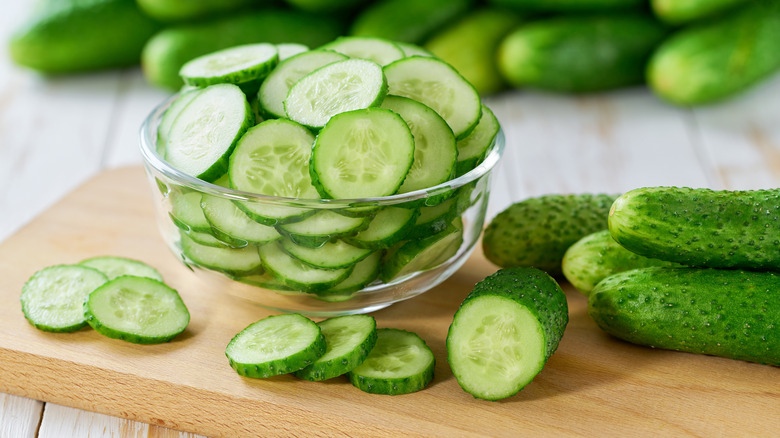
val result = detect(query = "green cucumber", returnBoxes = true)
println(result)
[561,230,681,296]
[454,104,500,177]
[498,14,668,93]
[483,193,618,276]
[651,0,753,25]
[647,1,780,105]
[137,0,267,22]
[589,267,780,366]
[284,0,370,13]
[294,315,378,381]
[347,328,435,395]
[350,0,473,44]
[344,207,419,250]
[84,276,190,344]
[447,267,569,400]
[488,0,644,12]
[226,313,326,378]
[609,187,780,270]
[79,256,164,282]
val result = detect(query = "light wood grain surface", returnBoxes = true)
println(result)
[2,1,780,436]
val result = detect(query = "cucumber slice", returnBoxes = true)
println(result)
[20,265,108,333]
[258,50,347,119]
[384,56,481,139]
[180,232,262,275]
[294,315,378,381]
[276,43,309,60]
[201,194,281,246]
[84,276,190,344]
[381,221,463,282]
[348,328,435,395]
[380,95,456,193]
[277,210,369,248]
[79,256,163,281]
[406,197,457,240]
[233,272,296,292]
[226,314,326,378]
[166,84,253,182]
[397,42,434,58]
[284,58,387,129]
[280,238,373,270]
[447,268,569,400]
[179,43,279,88]
[170,191,211,233]
[320,36,405,66]
[185,229,238,248]
[228,118,319,225]
[455,104,500,177]
[322,250,382,296]
[310,108,415,199]
[344,207,419,250]
[157,89,202,156]
[259,242,353,293]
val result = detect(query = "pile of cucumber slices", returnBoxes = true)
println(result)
[157,36,501,300]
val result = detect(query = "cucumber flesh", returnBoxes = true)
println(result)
[455,104,500,176]
[157,88,202,156]
[277,210,368,246]
[179,43,279,87]
[276,43,309,60]
[179,232,262,275]
[79,256,164,281]
[320,36,405,66]
[170,191,211,233]
[321,250,382,296]
[381,220,463,282]
[259,242,353,293]
[344,207,419,250]
[281,238,373,270]
[200,194,281,246]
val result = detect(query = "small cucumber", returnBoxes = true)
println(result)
[488,0,645,12]
[483,193,617,276]
[609,187,780,271]
[350,0,473,44]
[589,267,780,366]
[137,0,266,22]
[651,0,753,25]
[447,267,569,400]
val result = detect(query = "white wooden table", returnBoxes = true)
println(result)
[2,3,779,437]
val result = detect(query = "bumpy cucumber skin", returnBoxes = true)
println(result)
[562,230,681,296]
[589,267,780,366]
[497,15,668,93]
[609,187,780,270]
[9,0,160,73]
[489,0,645,12]
[483,193,617,276]
[647,1,780,105]
[141,9,344,90]
[294,315,378,381]
[651,0,751,25]
[447,267,569,400]
[350,0,473,44]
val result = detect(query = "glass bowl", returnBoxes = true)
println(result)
[139,95,505,316]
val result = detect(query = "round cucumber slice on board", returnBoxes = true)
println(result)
[226,314,326,378]
[79,256,163,281]
[84,276,190,344]
[21,265,108,333]
[320,36,405,66]
[179,43,279,87]
[384,56,481,139]
[455,104,500,176]
[166,84,253,182]
[284,58,387,129]
[348,328,435,395]
[294,314,378,381]
[447,267,569,400]
[310,108,415,199]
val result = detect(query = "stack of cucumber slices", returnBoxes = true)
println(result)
[157,36,501,301]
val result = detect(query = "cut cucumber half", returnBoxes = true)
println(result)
[456,104,500,177]
[447,267,569,400]
[276,43,309,60]
[170,191,211,233]
[166,84,253,182]
[201,194,281,246]
[384,56,481,139]
[381,221,463,282]
[180,232,262,275]
[348,328,435,395]
[277,210,368,248]
[322,250,382,296]
[179,43,279,88]
[79,256,163,281]
[21,265,108,333]
[380,95,456,193]
[157,88,202,157]
[259,242,353,293]
[344,207,419,250]
[84,276,190,344]
[280,238,373,270]
[310,108,415,199]
[228,118,319,225]
[258,50,347,119]
[320,36,405,66]
[294,314,378,381]
[284,58,387,129]
[226,314,325,378]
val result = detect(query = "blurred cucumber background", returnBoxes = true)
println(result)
[7,0,780,106]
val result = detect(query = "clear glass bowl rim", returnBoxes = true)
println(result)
[139,93,506,208]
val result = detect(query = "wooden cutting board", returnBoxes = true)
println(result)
[0,167,777,437]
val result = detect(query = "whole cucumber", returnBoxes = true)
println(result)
[9,0,160,73]
[651,0,753,25]
[137,0,269,22]
[648,0,780,105]
[350,0,473,44]
[589,267,780,366]
[141,9,345,90]
[488,0,644,12]
[482,193,617,276]
[562,229,681,296]
[609,187,780,270]
[497,14,669,93]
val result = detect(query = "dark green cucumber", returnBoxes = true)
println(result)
[497,14,668,93]
[651,0,753,25]
[562,230,682,295]
[350,0,473,44]
[137,0,267,22]
[488,0,645,12]
[609,187,780,271]
[447,267,569,400]
[647,0,780,105]
[9,0,160,73]
[483,193,617,276]
[589,267,780,366]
